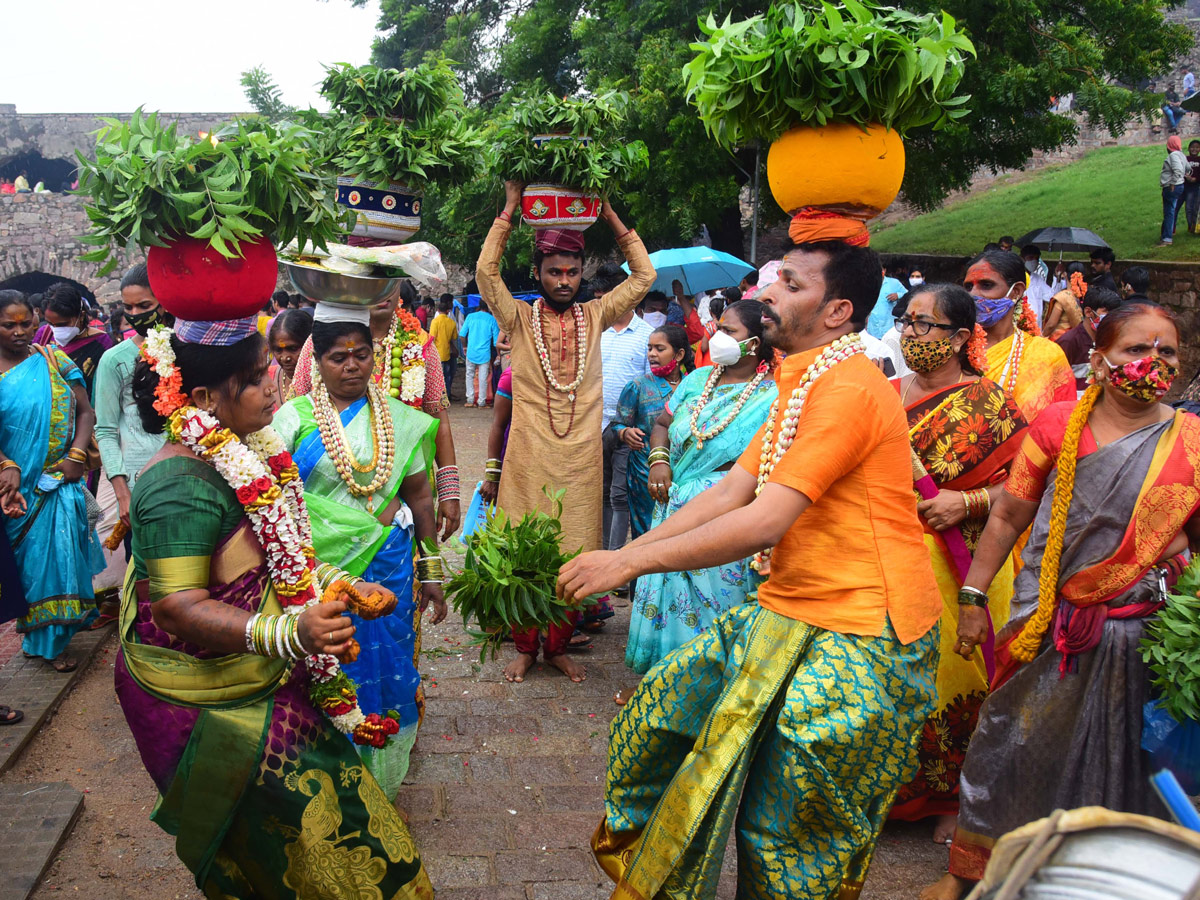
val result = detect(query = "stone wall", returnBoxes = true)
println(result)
[0,192,134,301]
[879,252,1200,388]
[0,109,246,166]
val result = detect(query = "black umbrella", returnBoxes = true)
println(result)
[1013,227,1110,253]
[0,272,97,305]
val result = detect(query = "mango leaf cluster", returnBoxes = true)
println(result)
[683,0,975,148]
[76,110,349,275]
[445,488,585,662]
[1142,557,1200,724]
[320,58,485,188]
[489,90,649,194]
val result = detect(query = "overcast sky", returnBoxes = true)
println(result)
[3,0,383,113]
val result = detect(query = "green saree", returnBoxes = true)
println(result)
[114,456,433,899]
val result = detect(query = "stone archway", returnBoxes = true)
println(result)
[0,149,77,193]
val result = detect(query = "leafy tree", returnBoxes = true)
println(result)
[349,0,1192,259]
[240,66,295,122]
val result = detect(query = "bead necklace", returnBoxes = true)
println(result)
[531,300,587,399]
[689,364,769,449]
[998,327,1026,395]
[531,299,588,438]
[751,333,864,571]
[311,372,395,511]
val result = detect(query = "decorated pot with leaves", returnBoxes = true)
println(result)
[490,92,647,203]
[684,1,974,220]
[336,177,423,242]
[76,111,348,319]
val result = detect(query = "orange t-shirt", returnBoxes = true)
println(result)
[737,346,941,644]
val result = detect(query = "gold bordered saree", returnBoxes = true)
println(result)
[114,456,432,899]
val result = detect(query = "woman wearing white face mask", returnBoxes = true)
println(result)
[616,301,777,696]
[39,282,114,402]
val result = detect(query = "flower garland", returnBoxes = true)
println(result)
[143,328,187,416]
[377,310,426,408]
[689,363,770,450]
[966,323,988,373]
[1016,296,1041,336]
[311,369,396,512]
[751,333,864,571]
[140,325,395,748]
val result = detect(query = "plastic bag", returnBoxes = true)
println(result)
[1142,699,1200,794]
[462,482,489,538]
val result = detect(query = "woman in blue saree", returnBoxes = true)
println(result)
[612,325,690,540]
[0,291,102,671]
[624,301,778,679]
[273,317,444,800]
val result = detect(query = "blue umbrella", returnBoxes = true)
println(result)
[622,246,756,296]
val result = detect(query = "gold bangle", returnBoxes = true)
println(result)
[0,460,19,472]
[66,448,88,464]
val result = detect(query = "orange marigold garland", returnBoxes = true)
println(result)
[1016,296,1041,336]
[966,323,988,373]
[1069,271,1088,300]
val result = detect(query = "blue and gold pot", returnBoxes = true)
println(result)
[336,177,422,243]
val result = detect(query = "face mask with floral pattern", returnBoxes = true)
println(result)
[1102,354,1177,402]
[900,336,957,374]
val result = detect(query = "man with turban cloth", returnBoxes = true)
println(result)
[475,180,655,683]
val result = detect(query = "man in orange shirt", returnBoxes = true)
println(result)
[559,239,942,900]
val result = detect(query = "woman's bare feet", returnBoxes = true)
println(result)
[919,873,971,900]
[933,813,957,844]
[503,652,537,683]
[545,652,586,683]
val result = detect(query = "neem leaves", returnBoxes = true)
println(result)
[683,0,975,148]
[76,110,350,274]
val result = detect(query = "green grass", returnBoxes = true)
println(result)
[871,142,1200,262]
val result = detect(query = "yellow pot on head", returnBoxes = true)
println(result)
[766,122,905,218]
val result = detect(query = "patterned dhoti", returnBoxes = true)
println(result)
[594,603,938,900]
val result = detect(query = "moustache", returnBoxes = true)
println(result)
[761,306,782,325]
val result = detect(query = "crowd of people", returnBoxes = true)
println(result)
[0,181,1196,899]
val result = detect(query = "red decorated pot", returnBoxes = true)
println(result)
[146,234,278,321]
[521,183,601,231]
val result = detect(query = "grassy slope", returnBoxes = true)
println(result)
[871,143,1200,262]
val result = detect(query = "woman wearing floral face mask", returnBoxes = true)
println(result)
[925,302,1198,900]
[888,284,1029,846]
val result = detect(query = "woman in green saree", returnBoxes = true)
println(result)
[114,322,433,899]
[274,314,445,799]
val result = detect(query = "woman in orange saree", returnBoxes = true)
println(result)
[886,285,1028,843]
[923,303,1199,900]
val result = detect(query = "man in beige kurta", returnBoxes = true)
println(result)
[476,181,655,681]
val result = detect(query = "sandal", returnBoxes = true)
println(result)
[0,705,23,725]
[89,612,118,630]
[566,630,592,651]
[49,654,78,674]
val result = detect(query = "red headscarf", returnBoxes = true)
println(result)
[1168,135,1183,153]
[535,228,586,255]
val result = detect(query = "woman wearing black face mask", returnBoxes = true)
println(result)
[887,284,1029,845]
[40,282,114,402]
[93,263,175,574]
[928,302,1198,900]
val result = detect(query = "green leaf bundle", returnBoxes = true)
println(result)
[319,58,484,188]
[1141,556,1200,724]
[76,110,350,275]
[489,90,649,194]
[445,488,586,661]
[683,0,976,149]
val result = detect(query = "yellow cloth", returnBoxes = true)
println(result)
[984,332,1075,424]
[13,175,29,192]
[428,313,458,362]
[475,218,655,553]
